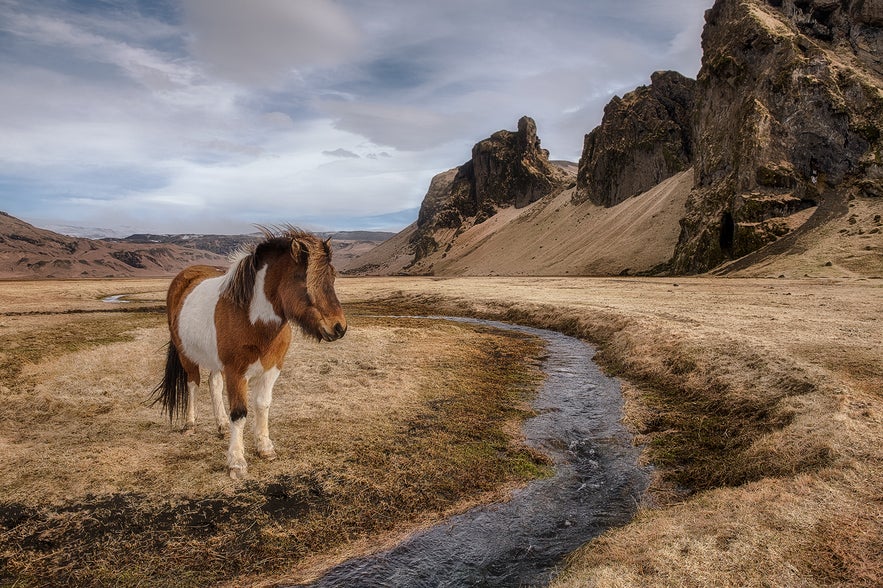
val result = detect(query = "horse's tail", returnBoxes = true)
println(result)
[149,340,189,421]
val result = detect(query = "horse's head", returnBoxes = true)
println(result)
[226,228,347,342]
[283,233,347,342]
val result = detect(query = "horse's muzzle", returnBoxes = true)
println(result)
[322,321,347,342]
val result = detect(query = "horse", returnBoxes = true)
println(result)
[150,226,347,480]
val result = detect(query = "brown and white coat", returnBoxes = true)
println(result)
[152,228,346,479]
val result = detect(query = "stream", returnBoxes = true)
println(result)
[296,317,650,588]
[101,294,130,303]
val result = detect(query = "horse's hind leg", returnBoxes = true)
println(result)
[251,367,280,460]
[209,371,229,437]
[182,358,200,434]
[183,382,198,432]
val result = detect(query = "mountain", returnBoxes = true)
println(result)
[0,213,395,279]
[109,233,259,256]
[407,116,572,267]
[344,0,882,277]
[671,0,883,273]
[114,230,394,267]
[0,212,226,279]
[340,171,692,277]
[575,70,696,207]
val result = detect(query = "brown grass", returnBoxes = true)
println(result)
[337,276,883,587]
[2,275,881,587]
[0,280,548,587]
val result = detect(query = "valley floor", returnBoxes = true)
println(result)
[340,275,882,587]
[0,275,879,586]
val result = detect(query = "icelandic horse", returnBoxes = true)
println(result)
[150,227,347,479]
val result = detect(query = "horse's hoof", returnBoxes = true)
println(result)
[228,465,247,480]
[182,422,196,436]
[258,448,277,461]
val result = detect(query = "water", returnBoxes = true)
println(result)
[296,318,650,588]
[101,294,130,303]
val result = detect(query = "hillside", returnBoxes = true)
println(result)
[671,0,883,273]
[115,230,393,267]
[0,212,225,279]
[341,170,692,276]
[345,0,882,278]
[0,214,395,279]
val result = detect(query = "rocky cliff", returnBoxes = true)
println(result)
[575,71,696,207]
[409,116,571,262]
[348,0,881,278]
[570,0,881,274]
[670,0,883,273]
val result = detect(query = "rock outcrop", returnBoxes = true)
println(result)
[348,0,882,278]
[410,116,571,261]
[775,0,883,76]
[670,0,883,273]
[574,0,882,274]
[575,71,696,207]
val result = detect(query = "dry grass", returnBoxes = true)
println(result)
[0,280,548,587]
[2,275,881,587]
[337,275,883,587]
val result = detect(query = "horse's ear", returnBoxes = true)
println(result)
[323,237,333,258]
[290,238,309,264]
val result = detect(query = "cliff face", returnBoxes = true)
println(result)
[410,116,570,261]
[670,0,883,273]
[351,0,881,278]
[575,71,696,207]
[470,115,569,209]
[775,0,882,75]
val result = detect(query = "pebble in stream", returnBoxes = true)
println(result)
[295,318,650,588]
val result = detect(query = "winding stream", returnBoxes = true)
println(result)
[297,318,650,587]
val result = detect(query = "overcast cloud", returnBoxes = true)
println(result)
[0,0,713,235]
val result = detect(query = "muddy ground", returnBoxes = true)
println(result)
[1,275,880,587]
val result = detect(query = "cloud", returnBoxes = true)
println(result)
[323,148,360,159]
[312,0,712,159]
[0,9,198,95]
[319,100,476,151]
[262,112,295,128]
[183,0,360,85]
[0,0,715,234]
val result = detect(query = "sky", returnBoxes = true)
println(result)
[0,0,714,236]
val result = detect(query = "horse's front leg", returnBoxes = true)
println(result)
[251,367,280,461]
[225,371,249,480]
[209,371,229,437]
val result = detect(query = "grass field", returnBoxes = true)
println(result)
[0,278,549,586]
[338,276,882,587]
[1,275,881,587]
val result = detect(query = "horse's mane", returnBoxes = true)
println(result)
[220,226,326,309]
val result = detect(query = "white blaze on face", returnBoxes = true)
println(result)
[249,264,283,326]
[178,276,224,371]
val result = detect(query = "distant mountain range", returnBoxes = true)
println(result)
[0,211,227,279]
[0,212,394,279]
